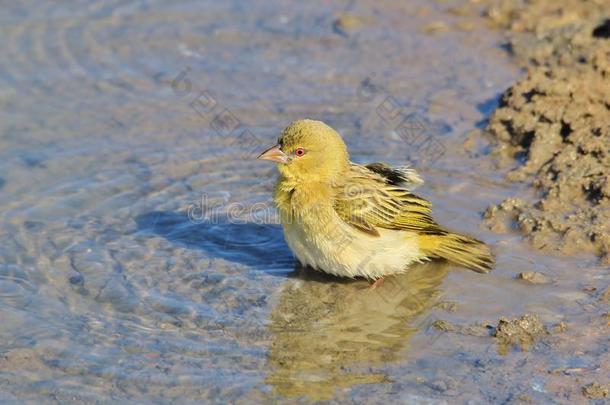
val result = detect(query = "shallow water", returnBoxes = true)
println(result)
[0,0,608,403]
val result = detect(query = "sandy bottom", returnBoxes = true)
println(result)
[0,0,607,403]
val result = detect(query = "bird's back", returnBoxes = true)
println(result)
[274,161,493,278]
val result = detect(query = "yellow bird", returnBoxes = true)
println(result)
[257,119,494,287]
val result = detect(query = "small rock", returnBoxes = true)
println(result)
[599,286,610,303]
[551,321,567,333]
[582,382,609,399]
[432,320,492,337]
[517,271,552,284]
[426,378,459,396]
[428,379,448,392]
[434,301,458,312]
[562,367,585,375]
[493,314,547,353]
[432,320,458,332]
[332,14,369,36]
[69,273,84,285]
[423,21,449,34]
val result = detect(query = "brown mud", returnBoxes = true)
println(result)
[517,271,553,284]
[582,381,609,399]
[474,1,610,263]
[493,314,547,354]
[479,2,610,399]
[434,2,610,401]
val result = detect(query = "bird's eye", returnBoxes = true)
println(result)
[295,147,306,157]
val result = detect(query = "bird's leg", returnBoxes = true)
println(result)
[369,277,385,289]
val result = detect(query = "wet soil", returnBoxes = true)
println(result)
[582,381,609,399]
[476,1,610,264]
[0,0,608,403]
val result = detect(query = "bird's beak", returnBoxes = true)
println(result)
[257,144,289,164]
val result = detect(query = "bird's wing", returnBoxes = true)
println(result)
[364,162,424,190]
[333,164,444,237]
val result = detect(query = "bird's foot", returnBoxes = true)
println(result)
[369,277,385,289]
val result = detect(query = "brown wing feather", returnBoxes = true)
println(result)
[333,163,445,236]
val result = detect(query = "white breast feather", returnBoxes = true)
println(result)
[282,210,422,279]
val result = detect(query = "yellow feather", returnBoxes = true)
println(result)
[262,119,495,278]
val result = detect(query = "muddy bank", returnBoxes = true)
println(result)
[441,4,610,400]
[466,1,610,263]
[476,3,610,396]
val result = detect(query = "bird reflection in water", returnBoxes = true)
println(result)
[264,262,448,401]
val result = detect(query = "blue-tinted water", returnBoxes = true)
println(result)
[0,1,606,403]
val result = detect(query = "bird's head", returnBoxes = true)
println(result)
[257,119,349,183]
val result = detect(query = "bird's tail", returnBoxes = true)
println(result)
[419,231,494,273]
